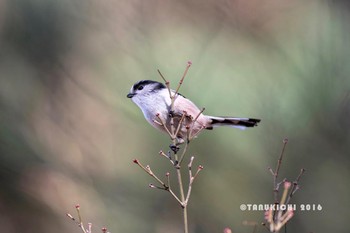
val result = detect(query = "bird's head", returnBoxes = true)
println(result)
[127,80,165,98]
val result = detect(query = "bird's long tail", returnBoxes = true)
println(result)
[208,116,261,130]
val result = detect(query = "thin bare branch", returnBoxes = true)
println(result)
[174,61,192,95]
[133,159,183,205]
[285,168,306,205]
[75,205,87,233]
[155,113,174,139]
[159,150,175,165]
[174,111,188,139]
[188,108,205,140]
[178,140,190,166]
[157,69,172,97]
[273,139,288,203]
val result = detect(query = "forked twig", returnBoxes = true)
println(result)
[155,113,174,139]
[184,156,203,205]
[264,139,306,232]
[285,168,306,205]
[66,205,108,233]
[175,111,188,139]
[133,159,182,205]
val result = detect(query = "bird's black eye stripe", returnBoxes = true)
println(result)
[133,80,166,92]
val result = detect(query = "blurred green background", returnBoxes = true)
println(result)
[1,0,350,232]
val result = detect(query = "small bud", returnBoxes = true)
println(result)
[133,159,139,164]
[198,165,204,170]
[156,113,160,117]
[223,227,232,233]
[186,125,190,129]
[149,183,156,188]
[165,172,170,177]
[284,181,291,189]
[264,209,272,221]
[283,138,288,143]
[288,210,294,217]
[264,211,269,220]
[101,227,107,233]
[187,61,192,66]
[75,204,80,209]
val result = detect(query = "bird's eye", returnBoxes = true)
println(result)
[137,85,144,91]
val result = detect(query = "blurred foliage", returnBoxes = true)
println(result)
[1,0,350,232]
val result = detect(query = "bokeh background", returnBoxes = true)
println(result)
[1,0,350,232]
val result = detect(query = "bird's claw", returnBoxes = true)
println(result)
[168,110,175,118]
[169,144,180,153]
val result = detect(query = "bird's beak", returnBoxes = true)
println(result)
[127,93,135,98]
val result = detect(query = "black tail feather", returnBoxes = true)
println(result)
[210,117,261,128]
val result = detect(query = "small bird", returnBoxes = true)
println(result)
[127,80,260,143]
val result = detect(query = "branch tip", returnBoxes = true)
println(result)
[66,213,75,221]
[284,181,291,189]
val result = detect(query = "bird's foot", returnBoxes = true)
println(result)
[169,144,180,153]
[168,110,175,118]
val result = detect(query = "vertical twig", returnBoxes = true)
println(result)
[185,157,203,205]
[273,139,288,204]
[76,204,87,233]
[264,139,305,233]
[164,61,192,233]
[135,62,201,233]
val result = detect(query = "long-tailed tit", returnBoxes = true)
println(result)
[127,80,260,143]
